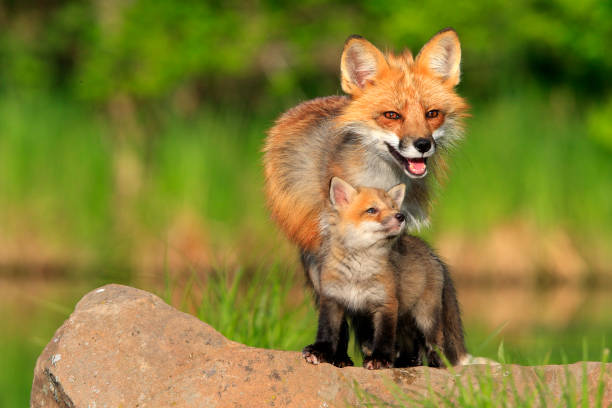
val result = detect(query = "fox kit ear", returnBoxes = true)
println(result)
[330,177,357,209]
[415,28,461,86]
[341,35,388,95]
[387,183,406,209]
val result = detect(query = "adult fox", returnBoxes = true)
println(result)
[263,29,468,291]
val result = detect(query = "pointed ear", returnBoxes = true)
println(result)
[330,177,357,209]
[387,183,406,209]
[341,35,388,95]
[415,28,461,86]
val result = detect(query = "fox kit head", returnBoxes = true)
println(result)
[328,177,406,250]
[337,28,468,179]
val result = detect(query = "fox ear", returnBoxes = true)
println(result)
[330,177,357,209]
[415,28,461,86]
[387,183,406,209]
[341,35,388,95]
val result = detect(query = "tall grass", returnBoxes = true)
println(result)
[430,89,612,240]
[166,267,317,350]
[2,90,611,406]
[1,90,611,273]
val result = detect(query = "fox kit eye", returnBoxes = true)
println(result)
[383,111,401,120]
[425,109,439,119]
[365,207,378,214]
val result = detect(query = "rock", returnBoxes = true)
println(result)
[31,284,612,407]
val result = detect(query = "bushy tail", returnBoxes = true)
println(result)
[441,263,467,365]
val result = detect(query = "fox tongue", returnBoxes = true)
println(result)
[407,158,426,175]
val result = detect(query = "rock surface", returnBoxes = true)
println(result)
[31,284,611,407]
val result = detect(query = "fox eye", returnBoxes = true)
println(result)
[383,111,401,120]
[365,207,378,214]
[425,109,440,119]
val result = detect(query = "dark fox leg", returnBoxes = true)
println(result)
[332,318,354,367]
[352,313,374,358]
[422,321,445,368]
[303,296,345,366]
[394,315,425,367]
[363,303,398,370]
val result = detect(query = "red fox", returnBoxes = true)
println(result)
[302,178,466,369]
[263,29,468,290]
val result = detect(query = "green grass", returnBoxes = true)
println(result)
[430,89,612,241]
[353,346,611,407]
[1,89,611,272]
[166,267,317,350]
[1,89,611,406]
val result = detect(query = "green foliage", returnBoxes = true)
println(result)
[588,95,612,152]
[2,1,611,104]
[430,89,612,241]
[1,90,610,271]
[0,92,114,256]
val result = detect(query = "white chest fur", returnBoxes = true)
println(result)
[321,252,389,312]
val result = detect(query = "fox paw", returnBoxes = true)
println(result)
[333,354,354,368]
[302,344,332,365]
[363,356,393,370]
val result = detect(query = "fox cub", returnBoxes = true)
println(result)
[302,178,466,369]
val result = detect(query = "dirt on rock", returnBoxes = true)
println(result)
[31,284,612,407]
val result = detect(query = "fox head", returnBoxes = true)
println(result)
[336,28,468,179]
[328,177,406,249]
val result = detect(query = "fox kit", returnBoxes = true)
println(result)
[263,29,468,293]
[302,178,466,369]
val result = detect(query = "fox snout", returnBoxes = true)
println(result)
[382,212,406,234]
[413,138,432,154]
[399,137,435,156]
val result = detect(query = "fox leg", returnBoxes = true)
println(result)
[303,296,346,366]
[333,318,354,367]
[415,268,467,367]
[421,322,445,368]
[363,302,398,370]
[394,316,425,367]
[352,314,374,358]
[412,303,446,367]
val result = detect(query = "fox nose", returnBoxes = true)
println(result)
[413,138,432,153]
[395,212,406,223]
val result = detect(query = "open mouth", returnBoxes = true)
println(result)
[385,143,428,178]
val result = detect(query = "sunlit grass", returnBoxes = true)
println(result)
[165,267,318,351]
[430,89,612,242]
[1,90,611,272]
[353,345,610,407]
[1,90,611,406]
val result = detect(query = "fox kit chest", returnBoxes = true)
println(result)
[320,254,390,312]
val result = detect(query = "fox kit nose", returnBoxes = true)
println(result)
[395,212,406,222]
[413,138,432,153]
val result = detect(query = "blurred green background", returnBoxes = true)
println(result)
[1,1,612,406]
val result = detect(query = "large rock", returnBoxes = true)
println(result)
[31,284,611,407]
